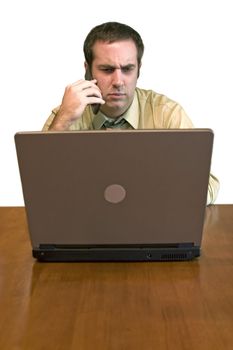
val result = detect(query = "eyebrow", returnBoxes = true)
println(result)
[98,64,136,69]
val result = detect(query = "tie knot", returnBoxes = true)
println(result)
[104,117,126,129]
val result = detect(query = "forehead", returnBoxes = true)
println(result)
[92,39,138,66]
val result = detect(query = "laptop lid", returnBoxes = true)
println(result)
[15,129,213,261]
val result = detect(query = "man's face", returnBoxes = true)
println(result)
[90,39,140,118]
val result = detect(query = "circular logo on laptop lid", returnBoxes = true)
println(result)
[104,184,126,204]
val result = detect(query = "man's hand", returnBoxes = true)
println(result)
[49,79,105,131]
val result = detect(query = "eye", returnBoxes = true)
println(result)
[121,66,134,73]
[101,68,114,74]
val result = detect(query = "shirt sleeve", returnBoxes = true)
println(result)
[42,107,60,131]
[164,103,220,205]
[207,174,220,205]
[165,103,194,128]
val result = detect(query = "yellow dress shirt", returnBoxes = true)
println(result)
[42,87,220,204]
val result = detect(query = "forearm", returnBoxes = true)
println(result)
[42,79,104,132]
[48,108,74,131]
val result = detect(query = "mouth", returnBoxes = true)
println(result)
[108,93,126,98]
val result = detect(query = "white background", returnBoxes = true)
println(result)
[0,0,232,205]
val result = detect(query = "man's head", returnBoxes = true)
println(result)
[83,22,144,71]
[83,22,144,118]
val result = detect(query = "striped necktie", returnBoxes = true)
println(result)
[103,117,127,129]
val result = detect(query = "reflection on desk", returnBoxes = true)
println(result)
[0,205,233,349]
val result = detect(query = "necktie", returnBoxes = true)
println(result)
[103,118,127,129]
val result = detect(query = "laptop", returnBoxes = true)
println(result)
[14,129,213,262]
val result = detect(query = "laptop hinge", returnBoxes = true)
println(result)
[33,242,199,262]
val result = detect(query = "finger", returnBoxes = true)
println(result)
[83,86,103,99]
[72,81,102,98]
[71,79,98,89]
[86,96,105,105]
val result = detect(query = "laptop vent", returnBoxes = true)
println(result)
[160,253,188,261]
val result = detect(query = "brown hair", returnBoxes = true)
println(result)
[83,22,144,68]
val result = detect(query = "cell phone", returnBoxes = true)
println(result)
[85,68,100,115]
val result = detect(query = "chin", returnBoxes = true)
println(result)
[100,109,119,118]
[102,103,129,118]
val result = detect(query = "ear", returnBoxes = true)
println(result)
[137,62,142,78]
[84,62,93,78]
[84,62,89,74]
[84,62,93,80]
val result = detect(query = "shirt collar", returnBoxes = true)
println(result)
[92,91,139,130]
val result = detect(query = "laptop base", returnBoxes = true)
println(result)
[33,244,200,262]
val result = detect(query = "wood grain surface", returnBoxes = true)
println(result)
[0,205,233,349]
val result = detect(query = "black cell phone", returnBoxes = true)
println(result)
[85,68,100,115]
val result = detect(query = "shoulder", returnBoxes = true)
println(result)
[135,87,193,128]
[135,87,180,109]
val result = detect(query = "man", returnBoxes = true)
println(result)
[43,21,219,204]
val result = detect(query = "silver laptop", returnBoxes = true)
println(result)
[14,129,213,262]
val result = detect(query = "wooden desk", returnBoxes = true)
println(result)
[0,205,233,350]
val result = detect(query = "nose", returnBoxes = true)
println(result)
[112,69,124,88]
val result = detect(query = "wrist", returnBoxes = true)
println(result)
[49,111,73,131]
